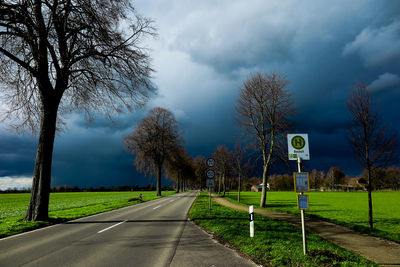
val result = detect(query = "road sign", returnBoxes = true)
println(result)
[206,169,215,178]
[298,194,309,210]
[287,134,310,160]
[294,172,309,192]
[206,179,215,188]
[206,158,215,168]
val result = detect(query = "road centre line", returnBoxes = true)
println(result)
[98,220,127,234]
[153,205,161,210]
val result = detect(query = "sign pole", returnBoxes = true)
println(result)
[298,157,307,255]
[206,158,216,216]
[209,186,211,215]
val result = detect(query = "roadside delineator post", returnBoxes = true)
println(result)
[249,205,254,237]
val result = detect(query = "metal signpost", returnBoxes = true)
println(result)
[288,133,310,255]
[206,158,216,215]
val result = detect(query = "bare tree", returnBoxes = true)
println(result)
[193,155,207,190]
[124,107,182,196]
[326,166,345,190]
[347,83,398,228]
[165,146,194,193]
[212,145,233,197]
[236,72,295,207]
[0,1,155,221]
[309,169,325,190]
[233,142,252,202]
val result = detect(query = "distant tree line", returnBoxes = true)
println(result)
[0,184,177,193]
[268,166,400,191]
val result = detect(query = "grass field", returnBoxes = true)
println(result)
[223,191,400,243]
[0,191,174,238]
[189,192,376,266]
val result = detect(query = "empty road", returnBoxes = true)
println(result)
[0,191,256,267]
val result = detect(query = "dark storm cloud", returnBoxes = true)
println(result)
[343,21,400,67]
[368,73,400,92]
[0,133,36,176]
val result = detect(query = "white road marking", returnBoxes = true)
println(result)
[153,205,161,210]
[98,220,127,233]
[169,199,175,203]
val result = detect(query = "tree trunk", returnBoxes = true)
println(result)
[222,173,226,197]
[260,132,274,207]
[238,174,241,202]
[25,103,58,221]
[176,173,180,193]
[156,163,162,196]
[367,167,373,228]
[218,176,221,194]
[260,163,269,207]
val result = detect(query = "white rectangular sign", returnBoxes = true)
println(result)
[206,179,215,188]
[287,134,310,160]
[298,195,309,210]
[294,172,309,192]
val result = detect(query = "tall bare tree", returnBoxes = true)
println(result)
[236,72,295,207]
[0,1,155,221]
[124,107,182,196]
[347,83,398,228]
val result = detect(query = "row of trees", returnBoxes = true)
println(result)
[123,107,213,195]
[124,72,399,231]
[269,166,400,191]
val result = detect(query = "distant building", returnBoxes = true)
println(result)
[251,183,270,192]
[340,177,367,191]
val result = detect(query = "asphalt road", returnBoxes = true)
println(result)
[0,191,256,267]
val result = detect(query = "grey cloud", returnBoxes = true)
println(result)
[0,176,32,190]
[368,72,400,92]
[343,20,400,67]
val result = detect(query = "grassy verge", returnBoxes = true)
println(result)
[189,192,376,266]
[0,191,175,238]
[223,191,400,243]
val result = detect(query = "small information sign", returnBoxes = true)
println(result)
[206,179,215,188]
[294,172,309,192]
[298,195,309,210]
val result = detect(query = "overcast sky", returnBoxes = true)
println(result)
[1,0,400,189]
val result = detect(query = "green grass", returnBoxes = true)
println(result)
[0,191,175,238]
[224,191,400,243]
[190,192,376,266]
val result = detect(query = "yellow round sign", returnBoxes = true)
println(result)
[291,135,305,149]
